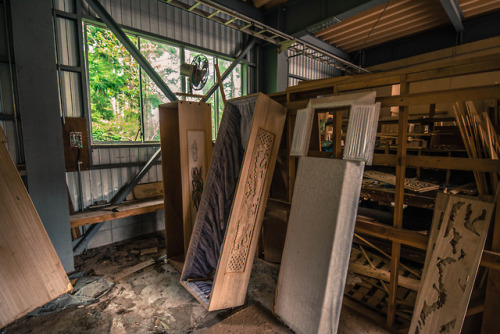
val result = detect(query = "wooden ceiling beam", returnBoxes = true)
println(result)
[252,0,272,9]
[318,0,422,41]
[315,0,416,39]
[324,6,433,45]
[340,17,446,52]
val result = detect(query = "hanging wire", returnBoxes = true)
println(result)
[353,0,391,66]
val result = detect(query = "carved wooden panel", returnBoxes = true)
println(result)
[187,130,206,226]
[181,93,287,311]
[227,129,274,273]
[409,196,494,334]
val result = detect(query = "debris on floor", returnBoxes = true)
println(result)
[28,273,113,317]
[4,232,390,334]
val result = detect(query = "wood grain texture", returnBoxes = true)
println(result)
[159,101,212,258]
[207,94,286,311]
[274,157,365,334]
[0,127,71,328]
[409,196,494,334]
[132,182,163,199]
[70,199,164,228]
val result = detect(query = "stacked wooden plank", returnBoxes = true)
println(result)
[345,247,420,326]
[364,170,439,193]
[0,127,71,328]
[181,93,286,311]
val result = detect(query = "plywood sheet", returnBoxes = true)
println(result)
[409,195,494,334]
[0,127,71,328]
[274,157,365,334]
[181,93,286,311]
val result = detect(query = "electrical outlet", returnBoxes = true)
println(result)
[69,131,83,148]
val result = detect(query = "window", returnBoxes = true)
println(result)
[85,24,246,143]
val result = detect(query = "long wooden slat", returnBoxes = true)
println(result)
[341,16,445,52]
[349,262,420,291]
[323,1,426,43]
[0,127,72,328]
[387,76,409,327]
[288,53,500,95]
[70,199,164,228]
[355,219,428,250]
[372,154,500,172]
[378,85,500,107]
[482,192,500,333]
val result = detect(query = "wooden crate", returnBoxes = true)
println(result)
[180,93,286,311]
[345,247,419,326]
[159,101,213,259]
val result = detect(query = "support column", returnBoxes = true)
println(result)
[259,44,288,94]
[10,0,74,271]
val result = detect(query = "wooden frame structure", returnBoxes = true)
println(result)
[268,37,500,330]
[159,101,213,259]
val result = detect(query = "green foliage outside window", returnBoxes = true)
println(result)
[86,24,245,143]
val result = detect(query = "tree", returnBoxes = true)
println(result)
[87,25,141,141]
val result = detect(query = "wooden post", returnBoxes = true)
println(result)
[482,194,500,333]
[333,110,343,159]
[214,64,226,105]
[387,75,409,328]
[286,92,296,202]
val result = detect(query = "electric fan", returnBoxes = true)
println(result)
[180,54,209,91]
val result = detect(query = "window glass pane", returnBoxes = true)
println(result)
[184,50,217,140]
[87,25,141,142]
[140,38,181,141]
[218,59,242,99]
[217,59,242,139]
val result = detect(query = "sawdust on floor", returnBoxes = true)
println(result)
[4,231,390,334]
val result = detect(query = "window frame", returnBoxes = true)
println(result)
[83,20,247,146]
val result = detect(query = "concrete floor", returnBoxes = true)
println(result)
[5,231,390,334]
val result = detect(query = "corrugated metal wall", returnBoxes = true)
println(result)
[82,0,244,57]
[288,49,341,86]
[0,1,22,165]
[52,0,253,248]
[56,0,247,214]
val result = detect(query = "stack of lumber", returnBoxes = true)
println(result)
[364,170,439,193]
[453,101,499,195]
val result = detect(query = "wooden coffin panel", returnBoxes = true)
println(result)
[409,196,494,334]
[159,101,212,258]
[274,157,365,334]
[181,93,286,311]
[0,127,71,328]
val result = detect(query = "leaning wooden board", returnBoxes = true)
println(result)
[181,93,287,311]
[409,195,494,334]
[274,157,365,334]
[0,127,71,328]
[159,101,213,258]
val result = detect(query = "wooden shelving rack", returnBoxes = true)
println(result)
[268,36,500,330]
